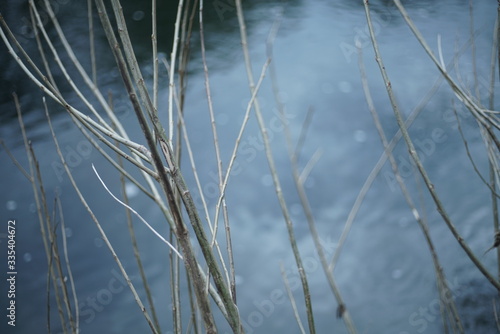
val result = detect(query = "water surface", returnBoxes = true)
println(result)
[0,1,498,333]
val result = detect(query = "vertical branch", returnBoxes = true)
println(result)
[184,265,199,334]
[469,0,480,99]
[57,198,79,334]
[152,0,158,111]
[169,230,182,334]
[161,53,243,333]
[358,44,463,333]
[40,0,126,135]
[497,0,500,82]
[45,102,160,334]
[266,12,356,333]
[234,1,316,332]
[488,11,500,281]
[280,263,307,334]
[88,0,97,85]
[369,0,500,291]
[199,0,236,301]
[15,94,69,332]
[168,0,185,143]
[95,3,219,329]
[110,92,162,332]
[491,166,500,283]
[29,5,60,93]
[48,198,75,334]
[28,144,69,332]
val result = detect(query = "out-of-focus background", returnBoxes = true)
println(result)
[0,0,498,333]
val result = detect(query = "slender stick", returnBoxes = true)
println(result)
[15,95,68,332]
[358,44,463,333]
[28,5,60,94]
[294,107,315,165]
[164,72,233,294]
[88,0,97,85]
[40,0,165,211]
[331,29,491,271]
[57,197,79,334]
[497,1,500,82]
[267,13,356,333]
[453,105,500,197]
[199,0,236,301]
[30,149,68,332]
[0,139,31,181]
[487,11,500,282]
[368,0,500,291]
[469,0,480,99]
[280,263,307,334]
[213,58,271,229]
[41,0,125,135]
[0,12,60,99]
[393,1,500,131]
[161,57,242,331]
[0,24,153,161]
[44,100,160,334]
[152,0,158,111]
[169,229,182,334]
[494,299,500,330]
[13,94,48,305]
[234,1,316,332]
[158,138,243,332]
[49,199,75,333]
[92,164,183,259]
[108,0,156,122]
[168,0,185,143]
[97,3,218,329]
[115,139,162,332]
[31,0,112,132]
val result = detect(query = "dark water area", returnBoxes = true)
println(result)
[0,0,499,333]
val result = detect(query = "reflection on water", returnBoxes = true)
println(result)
[0,0,498,333]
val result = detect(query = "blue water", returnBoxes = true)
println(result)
[0,0,498,333]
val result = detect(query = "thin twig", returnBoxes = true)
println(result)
[331,15,484,272]
[370,0,500,291]
[493,299,500,330]
[453,105,500,198]
[88,0,97,85]
[234,1,316,332]
[161,56,229,271]
[29,4,60,94]
[0,139,32,181]
[57,196,79,334]
[393,0,500,131]
[168,0,185,143]
[152,0,158,112]
[199,0,236,302]
[267,10,355,333]
[487,10,500,281]
[160,56,242,331]
[294,107,315,165]
[30,142,68,332]
[280,263,306,334]
[92,164,183,260]
[112,112,162,333]
[213,58,271,231]
[41,0,166,212]
[97,2,226,329]
[357,42,463,333]
[169,229,182,334]
[44,100,160,334]
[30,0,111,131]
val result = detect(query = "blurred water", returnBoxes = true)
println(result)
[0,0,498,333]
